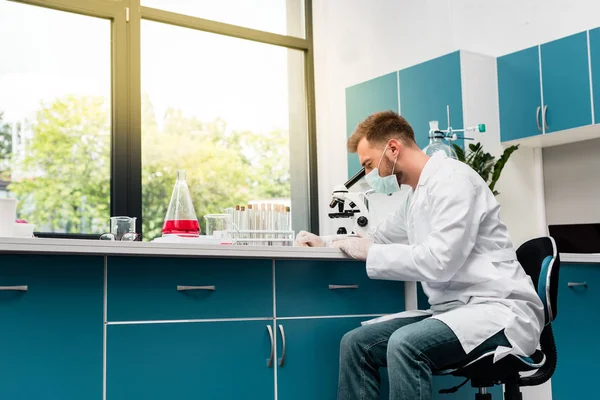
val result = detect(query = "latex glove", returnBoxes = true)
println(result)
[294,231,357,247]
[330,237,373,260]
[294,231,327,247]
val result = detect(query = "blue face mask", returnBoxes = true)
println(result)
[364,144,400,194]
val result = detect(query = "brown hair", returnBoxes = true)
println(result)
[347,110,416,153]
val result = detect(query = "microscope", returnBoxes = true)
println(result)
[328,168,374,237]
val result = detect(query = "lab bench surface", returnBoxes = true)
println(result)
[0,236,351,260]
[0,241,403,400]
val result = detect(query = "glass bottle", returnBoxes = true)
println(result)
[162,170,200,237]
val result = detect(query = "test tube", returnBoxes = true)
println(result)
[260,204,266,232]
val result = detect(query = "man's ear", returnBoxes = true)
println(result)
[387,138,402,157]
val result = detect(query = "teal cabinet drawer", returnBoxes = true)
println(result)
[399,51,464,149]
[107,256,272,321]
[551,263,600,399]
[345,72,399,178]
[0,254,104,400]
[277,317,389,400]
[497,45,542,142]
[107,320,274,400]
[541,31,592,132]
[275,260,404,317]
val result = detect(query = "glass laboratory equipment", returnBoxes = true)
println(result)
[423,121,458,159]
[423,105,486,160]
[204,213,235,244]
[162,170,200,237]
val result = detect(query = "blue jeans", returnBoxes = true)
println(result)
[337,315,510,400]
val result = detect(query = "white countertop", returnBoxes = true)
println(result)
[0,237,596,263]
[0,237,352,260]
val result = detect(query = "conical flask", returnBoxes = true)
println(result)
[162,170,200,237]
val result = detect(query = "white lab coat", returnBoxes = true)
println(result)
[363,152,545,362]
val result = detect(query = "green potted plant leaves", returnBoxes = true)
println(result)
[452,143,519,196]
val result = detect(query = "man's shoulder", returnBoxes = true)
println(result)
[433,158,483,190]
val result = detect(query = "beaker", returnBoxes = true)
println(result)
[204,214,234,244]
[110,216,137,240]
[162,170,200,237]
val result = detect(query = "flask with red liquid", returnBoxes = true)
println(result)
[162,170,200,237]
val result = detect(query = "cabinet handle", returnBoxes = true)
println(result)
[329,284,359,290]
[543,105,548,131]
[177,285,215,291]
[0,285,28,291]
[568,282,587,288]
[266,325,274,368]
[536,106,541,132]
[278,324,286,367]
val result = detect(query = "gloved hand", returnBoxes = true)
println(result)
[330,237,373,260]
[294,231,327,247]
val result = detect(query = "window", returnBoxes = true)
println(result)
[141,21,308,240]
[0,0,316,239]
[0,1,111,234]
[142,0,305,38]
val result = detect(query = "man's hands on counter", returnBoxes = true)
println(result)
[330,237,372,260]
[294,231,373,261]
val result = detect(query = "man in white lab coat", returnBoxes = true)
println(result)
[295,111,544,400]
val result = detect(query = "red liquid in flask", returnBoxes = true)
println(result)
[162,219,200,237]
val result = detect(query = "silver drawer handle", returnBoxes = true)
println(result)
[329,284,359,290]
[278,324,286,367]
[266,325,274,368]
[568,282,587,288]
[177,285,216,291]
[0,285,28,291]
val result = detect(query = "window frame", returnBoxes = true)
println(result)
[9,0,319,238]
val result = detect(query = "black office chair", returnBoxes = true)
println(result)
[436,236,561,400]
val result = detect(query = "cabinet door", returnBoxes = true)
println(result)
[0,254,104,400]
[551,263,600,400]
[107,320,274,400]
[275,259,404,317]
[589,28,600,124]
[541,31,592,133]
[416,284,502,399]
[399,51,464,149]
[107,256,272,322]
[276,317,389,400]
[345,72,399,178]
[497,45,542,142]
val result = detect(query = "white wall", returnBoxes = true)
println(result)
[543,138,600,225]
[313,0,600,236]
[312,1,600,398]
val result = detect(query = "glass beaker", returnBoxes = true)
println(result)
[204,214,234,244]
[162,170,200,237]
[111,216,137,239]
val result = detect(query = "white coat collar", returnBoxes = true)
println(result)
[417,151,447,187]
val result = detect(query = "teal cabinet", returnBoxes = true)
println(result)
[345,72,399,178]
[276,317,389,400]
[399,51,464,149]
[590,28,600,123]
[541,31,592,132]
[107,256,272,321]
[107,320,275,400]
[551,263,600,399]
[275,260,405,317]
[0,254,104,400]
[497,45,542,142]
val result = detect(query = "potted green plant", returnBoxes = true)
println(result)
[452,142,519,196]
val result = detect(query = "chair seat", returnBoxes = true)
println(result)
[436,349,546,384]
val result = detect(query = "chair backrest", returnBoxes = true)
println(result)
[516,236,560,325]
[516,236,561,387]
